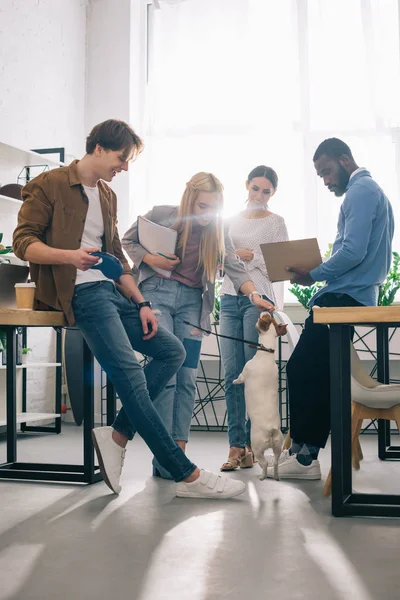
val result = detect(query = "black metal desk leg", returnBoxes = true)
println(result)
[6,327,17,463]
[376,325,391,459]
[82,339,95,483]
[55,328,62,434]
[106,377,116,426]
[330,324,352,516]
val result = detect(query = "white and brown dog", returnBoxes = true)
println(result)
[233,312,287,481]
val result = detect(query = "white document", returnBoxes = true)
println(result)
[137,215,178,278]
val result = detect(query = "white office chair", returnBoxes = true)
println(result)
[273,310,300,354]
[323,344,400,495]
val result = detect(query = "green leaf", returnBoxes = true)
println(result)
[378,251,400,306]
[213,279,222,323]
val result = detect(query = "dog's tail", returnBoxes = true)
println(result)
[269,428,283,447]
[232,373,245,385]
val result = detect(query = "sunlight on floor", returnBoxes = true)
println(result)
[301,528,374,600]
[0,544,45,600]
[138,511,224,600]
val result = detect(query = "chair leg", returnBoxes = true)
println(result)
[353,432,362,469]
[323,469,332,497]
[352,419,363,470]
[356,437,363,461]
[351,404,363,472]
[283,430,291,450]
[391,405,400,434]
[352,399,364,462]
[324,403,364,497]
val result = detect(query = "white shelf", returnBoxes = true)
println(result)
[0,142,64,168]
[0,412,60,426]
[0,362,62,370]
[0,193,22,205]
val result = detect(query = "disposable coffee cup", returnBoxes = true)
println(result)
[15,282,36,310]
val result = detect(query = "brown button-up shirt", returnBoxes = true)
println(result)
[13,160,132,325]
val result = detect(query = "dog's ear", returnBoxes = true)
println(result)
[275,324,288,337]
[257,312,272,332]
[260,311,272,322]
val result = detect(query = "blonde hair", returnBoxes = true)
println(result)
[174,172,225,282]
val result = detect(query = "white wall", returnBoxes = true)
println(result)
[0,0,88,243]
[0,0,87,419]
[0,0,87,159]
[0,0,148,229]
[85,0,148,231]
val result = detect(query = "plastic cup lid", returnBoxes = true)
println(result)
[15,282,36,288]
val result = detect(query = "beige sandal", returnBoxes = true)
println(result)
[220,447,254,471]
[240,447,255,469]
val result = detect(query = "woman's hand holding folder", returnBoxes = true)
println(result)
[143,252,181,272]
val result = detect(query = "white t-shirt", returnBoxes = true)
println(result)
[75,184,112,286]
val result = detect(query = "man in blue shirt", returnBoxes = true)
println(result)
[266,138,394,480]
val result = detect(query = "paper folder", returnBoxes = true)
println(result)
[137,215,178,278]
[260,238,322,282]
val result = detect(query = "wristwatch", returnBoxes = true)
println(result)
[136,300,152,310]
[249,291,262,305]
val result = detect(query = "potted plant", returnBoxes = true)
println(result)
[201,280,222,356]
[213,279,222,324]
[0,329,5,354]
[378,252,400,306]
[289,249,400,309]
[21,347,32,364]
[0,328,6,366]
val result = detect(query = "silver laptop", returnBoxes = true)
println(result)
[0,263,30,309]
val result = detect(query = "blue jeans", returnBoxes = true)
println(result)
[72,281,197,482]
[139,277,203,478]
[220,294,265,448]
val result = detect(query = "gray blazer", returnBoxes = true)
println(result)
[122,205,251,330]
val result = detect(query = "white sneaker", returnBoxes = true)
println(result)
[176,469,247,499]
[266,450,321,480]
[266,448,290,465]
[92,427,126,494]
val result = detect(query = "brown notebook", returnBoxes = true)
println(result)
[260,238,322,282]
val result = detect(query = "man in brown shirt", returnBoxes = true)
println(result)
[12,119,246,501]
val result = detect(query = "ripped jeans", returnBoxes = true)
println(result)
[139,277,203,478]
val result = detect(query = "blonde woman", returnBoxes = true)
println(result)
[122,172,274,479]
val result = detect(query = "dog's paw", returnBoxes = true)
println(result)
[259,474,266,481]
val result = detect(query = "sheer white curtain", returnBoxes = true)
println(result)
[138,0,400,301]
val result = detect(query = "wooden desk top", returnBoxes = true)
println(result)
[0,309,66,327]
[313,305,400,325]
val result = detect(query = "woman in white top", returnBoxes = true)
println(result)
[219,165,289,471]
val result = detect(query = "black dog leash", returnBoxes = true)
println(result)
[183,321,275,353]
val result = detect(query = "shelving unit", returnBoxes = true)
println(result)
[0,144,65,433]
[0,193,22,206]
[0,144,65,248]
[0,142,64,169]
[0,412,60,427]
[0,328,63,434]
[0,362,61,370]
[20,327,63,434]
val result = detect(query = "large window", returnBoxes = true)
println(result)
[137,0,400,301]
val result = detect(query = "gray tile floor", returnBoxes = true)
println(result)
[1,426,400,600]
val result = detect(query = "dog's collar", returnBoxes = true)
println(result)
[248,344,275,353]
